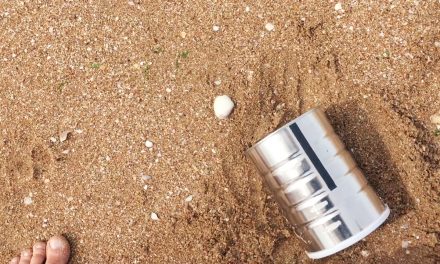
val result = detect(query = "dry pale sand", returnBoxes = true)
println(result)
[1,1,439,263]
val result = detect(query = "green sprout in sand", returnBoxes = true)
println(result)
[91,62,101,69]
[180,50,189,58]
[175,50,190,69]
[57,81,68,92]
[143,65,150,79]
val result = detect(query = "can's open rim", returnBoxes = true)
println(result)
[246,107,322,155]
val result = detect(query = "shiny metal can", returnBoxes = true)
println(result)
[247,107,390,259]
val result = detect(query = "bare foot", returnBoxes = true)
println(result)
[9,235,70,264]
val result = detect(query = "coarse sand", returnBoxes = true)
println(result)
[1,1,439,263]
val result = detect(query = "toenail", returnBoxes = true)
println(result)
[34,242,46,250]
[21,249,32,257]
[48,239,64,250]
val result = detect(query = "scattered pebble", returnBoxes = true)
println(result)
[62,149,70,154]
[265,22,274,32]
[435,41,440,48]
[180,31,187,38]
[49,137,57,143]
[24,196,33,205]
[67,196,74,202]
[42,218,49,228]
[246,70,254,81]
[185,195,193,202]
[400,223,409,230]
[145,140,154,148]
[212,25,220,32]
[166,87,172,93]
[245,6,250,12]
[141,174,152,181]
[143,185,149,190]
[430,113,440,128]
[214,80,221,86]
[59,130,71,142]
[335,2,344,12]
[151,212,159,221]
[401,240,410,249]
[360,250,370,257]
[74,128,83,134]
[214,95,235,119]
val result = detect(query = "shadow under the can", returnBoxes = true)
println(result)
[325,102,415,222]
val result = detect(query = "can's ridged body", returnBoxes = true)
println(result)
[247,108,389,259]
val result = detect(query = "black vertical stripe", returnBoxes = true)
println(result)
[290,123,337,190]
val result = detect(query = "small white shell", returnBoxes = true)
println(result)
[185,195,193,202]
[213,95,235,119]
[145,140,154,148]
[141,174,152,181]
[265,23,274,32]
[151,212,159,221]
[430,113,440,124]
[59,130,71,142]
[24,196,33,205]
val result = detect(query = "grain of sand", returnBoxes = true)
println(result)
[1,1,439,263]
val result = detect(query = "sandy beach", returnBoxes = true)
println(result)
[1,1,439,263]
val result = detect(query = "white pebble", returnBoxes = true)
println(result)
[213,95,235,119]
[430,113,440,124]
[335,2,344,12]
[401,240,410,248]
[49,137,57,143]
[145,140,154,148]
[166,88,172,93]
[214,80,222,86]
[141,174,152,181]
[245,6,250,12]
[435,41,440,48]
[185,195,193,202]
[360,250,370,257]
[24,196,33,205]
[213,25,220,32]
[59,130,71,142]
[143,185,149,190]
[265,22,274,32]
[151,212,159,221]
